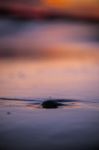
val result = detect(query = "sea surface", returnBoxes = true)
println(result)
[0,19,99,150]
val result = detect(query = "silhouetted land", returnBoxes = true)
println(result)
[0,7,99,23]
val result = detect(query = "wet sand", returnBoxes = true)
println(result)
[0,99,99,150]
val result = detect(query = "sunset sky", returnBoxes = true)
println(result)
[0,0,99,18]
[0,0,99,60]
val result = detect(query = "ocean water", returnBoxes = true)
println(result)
[0,19,99,150]
[0,58,99,101]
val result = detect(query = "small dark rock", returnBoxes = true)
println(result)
[42,100,62,109]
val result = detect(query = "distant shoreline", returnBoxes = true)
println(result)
[0,7,99,24]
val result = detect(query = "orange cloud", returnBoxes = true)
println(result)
[43,0,72,9]
[43,0,99,18]
[43,0,98,8]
